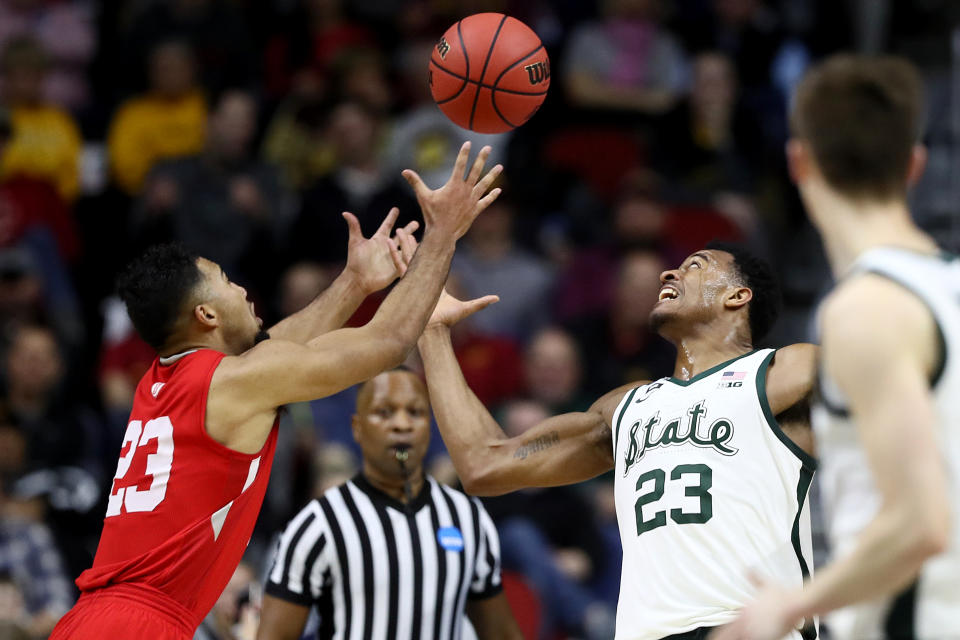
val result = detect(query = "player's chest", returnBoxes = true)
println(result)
[614,380,762,475]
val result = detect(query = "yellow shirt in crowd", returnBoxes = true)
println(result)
[108,90,207,194]
[0,105,82,202]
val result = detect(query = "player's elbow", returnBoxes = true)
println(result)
[460,463,513,497]
[368,322,419,366]
[898,499,952,562]
[913,510,951,559]
[368,332,414,370]
[458,465,491,496]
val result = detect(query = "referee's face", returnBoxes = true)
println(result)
[352,371,432,478]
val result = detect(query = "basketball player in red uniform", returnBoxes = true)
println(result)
[49,143,502,640]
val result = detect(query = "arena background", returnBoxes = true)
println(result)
[0,0,958,638]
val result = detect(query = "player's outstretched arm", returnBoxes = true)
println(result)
[714,276,950,640]
[207,143,502,447]
[418,291,633,496]
[268,207,419,344]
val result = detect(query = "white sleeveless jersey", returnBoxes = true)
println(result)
[813,248,960,640]
[612,349,817,640]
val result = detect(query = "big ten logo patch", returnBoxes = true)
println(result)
[436,37,450,60]
[437,526,464,552]
[524,59,550,85]
[717,371,746,389]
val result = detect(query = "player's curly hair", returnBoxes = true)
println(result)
[706,241,782,344]
[117,243,203,351]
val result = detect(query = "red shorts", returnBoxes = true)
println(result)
[50,584,196,640]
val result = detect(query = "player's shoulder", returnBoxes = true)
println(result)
[770,343,818,369]
[821,274,940,381]
[591,381,652,420]
[823,273,935,345]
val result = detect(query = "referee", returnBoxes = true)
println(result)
[257,369,523,640]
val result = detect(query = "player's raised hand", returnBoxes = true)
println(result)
[343,208,420,294]
[426,288,499,330]
[402,141,503,241]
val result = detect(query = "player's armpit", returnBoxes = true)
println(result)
[256,594,311,640]
[207,328,408,450]
[466,591,524,640]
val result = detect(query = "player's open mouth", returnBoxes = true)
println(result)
[658,286,680,302]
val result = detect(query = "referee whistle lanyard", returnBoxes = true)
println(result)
[395,447,415,517]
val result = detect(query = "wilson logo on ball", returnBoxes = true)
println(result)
[436,37,450,60]
[430,13,550,133]
[524,60,550,85]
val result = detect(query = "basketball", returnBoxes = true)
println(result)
[429,13,550,134]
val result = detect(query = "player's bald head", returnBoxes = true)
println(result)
[355,368,429,415]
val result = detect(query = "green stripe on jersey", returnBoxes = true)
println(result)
[614,387,640,450]
[756,350,818,471]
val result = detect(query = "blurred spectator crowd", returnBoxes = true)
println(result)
[0,0,957,638]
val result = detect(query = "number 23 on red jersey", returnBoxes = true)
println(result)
[106,417,174,517]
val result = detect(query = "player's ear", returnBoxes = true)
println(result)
[194,304,219,328]
[725,287,752,311]
[350,414,362,443]
[907,144,927,187]
[785,138,810,186]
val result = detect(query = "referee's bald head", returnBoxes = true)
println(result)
[355,368,429,416]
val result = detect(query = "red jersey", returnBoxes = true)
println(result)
[74,348,278,629]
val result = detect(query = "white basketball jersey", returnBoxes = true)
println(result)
[612,349,816,640]
[813,248,960,640]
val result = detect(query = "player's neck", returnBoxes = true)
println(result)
[806,186,937,277]
[670,333,753,381]
[160,334,230,359]
[361,463,425,504]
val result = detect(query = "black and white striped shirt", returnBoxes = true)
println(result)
[266,474,503,640]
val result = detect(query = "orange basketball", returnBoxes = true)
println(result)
[429,13,550,134]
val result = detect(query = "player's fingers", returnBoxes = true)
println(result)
[400,219,420,236]
[466,145,492,184]
[397,228,418,264]
[472,164,503,197]
[474,187,502,213]
[403,230,419,262]
[463,295,499,316]
[388,236,406,275]
[375,207,400,236]
[342,211,363,241]
[449,141,471,183]
[401,169,429,198]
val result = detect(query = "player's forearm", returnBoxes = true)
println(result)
[366,231,456,355]
[418,326,514,492]
[268,270,367,343]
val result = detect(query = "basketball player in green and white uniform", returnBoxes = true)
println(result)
[414,236,819,640]
[718,56,959,640]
